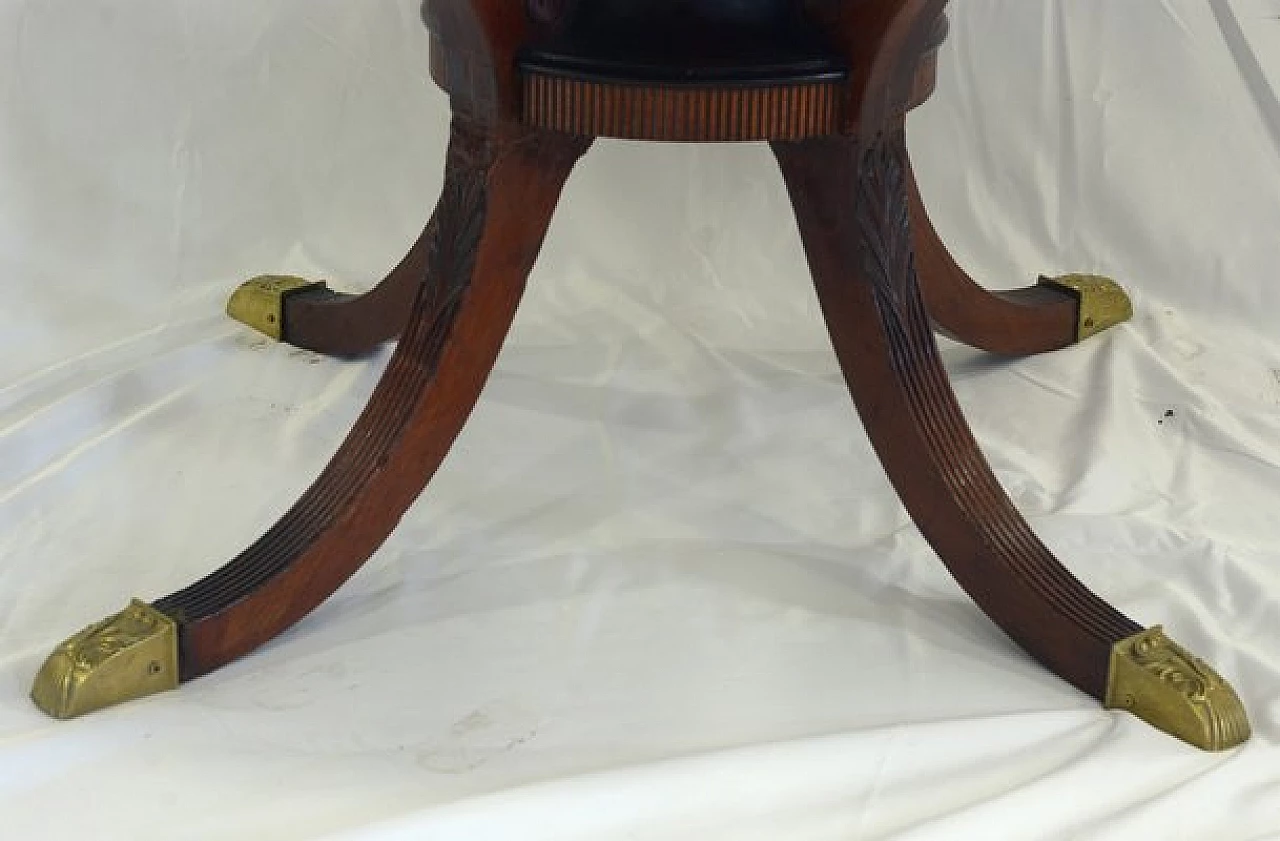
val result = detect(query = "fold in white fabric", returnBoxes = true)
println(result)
[1,2,1277,838]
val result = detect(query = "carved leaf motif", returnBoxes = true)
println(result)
[406,124,495,372]
[853,130,916,319]
[413,122,590,365]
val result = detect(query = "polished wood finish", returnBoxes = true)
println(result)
[78,0,1169,712]
[278,223,433,356]
[424,0,534,121]
[522,74,847,142]
[908,155,1081,356]
[774,127,1140,697]
[516,2,945,141]
[156,118,590,678]
[772,0,1140,699]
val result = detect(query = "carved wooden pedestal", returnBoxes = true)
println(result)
[32,0,1250,752]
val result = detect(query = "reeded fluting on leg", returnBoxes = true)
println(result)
[30,118,590,718]
[774,124,1249,750]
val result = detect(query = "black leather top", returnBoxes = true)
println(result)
[519,0,848,85]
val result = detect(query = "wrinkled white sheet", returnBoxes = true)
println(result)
[1,1,1278,838]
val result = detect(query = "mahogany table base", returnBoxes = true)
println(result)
[31,1,1250,753]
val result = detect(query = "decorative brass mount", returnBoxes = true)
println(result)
[226,275,328,341]
[31,600,179,719]
[1039,274,1134,342]
[1106,626,1250,751]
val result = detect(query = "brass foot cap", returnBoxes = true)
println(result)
[31,600,179,720]
[1106,627,1250,751]
[1039,274,1134,342]
[226,275,327,341]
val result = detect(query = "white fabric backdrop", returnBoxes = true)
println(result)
[1,1,1278,838]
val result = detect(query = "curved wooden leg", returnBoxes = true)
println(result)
[907,148,1131,356]
[772,128,1248,750]
[226,211,433,358]
[32,115,591,714]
